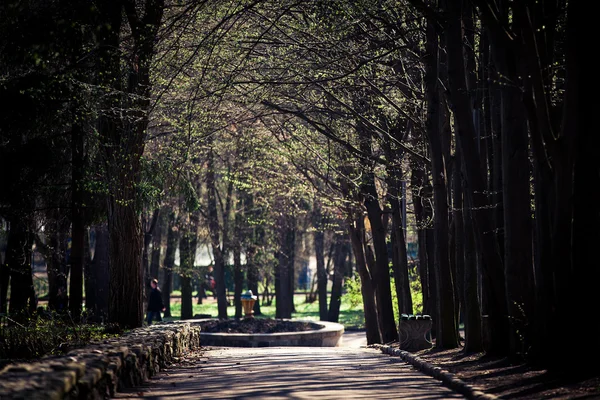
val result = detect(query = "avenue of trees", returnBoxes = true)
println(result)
[1,0,597,373]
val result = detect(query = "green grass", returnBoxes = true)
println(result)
[164,293,366,329]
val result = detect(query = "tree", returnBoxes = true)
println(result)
[95,0,165,328]
[422,16,459,348]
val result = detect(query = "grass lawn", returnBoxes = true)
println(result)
[163,292,366,329]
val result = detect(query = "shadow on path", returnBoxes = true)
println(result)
[113,331,465,399]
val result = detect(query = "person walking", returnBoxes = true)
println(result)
[147,278,165,325]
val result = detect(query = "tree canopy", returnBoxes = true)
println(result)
[1,0,597,374]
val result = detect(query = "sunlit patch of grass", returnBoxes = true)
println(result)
[164,293,365,329]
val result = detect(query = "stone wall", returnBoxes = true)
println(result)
[0,321,201,399]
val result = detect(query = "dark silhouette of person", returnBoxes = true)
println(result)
[147,278,165,325]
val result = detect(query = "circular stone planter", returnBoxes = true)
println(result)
[190,319,345,347]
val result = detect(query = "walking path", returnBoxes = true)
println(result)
[113,331,466,399]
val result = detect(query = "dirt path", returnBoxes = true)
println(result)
[113,333,465,399]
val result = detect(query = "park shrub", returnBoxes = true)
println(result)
[343,272,363,309]
[343,271,424,321]
[0,310,120,361]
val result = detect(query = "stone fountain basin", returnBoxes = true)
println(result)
[191,319,345,347]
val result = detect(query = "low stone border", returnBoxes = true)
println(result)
[371,344,500,400]
[0,321,201,399]
[196,319,344,347]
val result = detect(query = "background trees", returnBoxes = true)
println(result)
[1,0,594,373]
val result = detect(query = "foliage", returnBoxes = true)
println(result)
[342,272,363,310]
[0,311,121,361]
[408,263,423,314]
[343,269,423,323]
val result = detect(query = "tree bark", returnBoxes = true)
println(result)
[143,208,160,282]
[89,223,110,322]
[276,216,295,319]
[313,203,328,320]
[327,235,347,322]
[357,130,398,343]
[556,0,599,370]
[162,209,178,318]
[233,243,243,319]
[410,161,433,319]
[84,228,95,318]
[383,135,413,317]
[442,0,508,355]
[206,147,228,319]
[243,192,261,316]
[460,164,483,352]
[424,17,459,349]
[97,0,165,328]
[40,216,70,312]
[7,216,36,318]
[69,121,85,321]
[452,154,466,334]
[0,239,9,314]
[389,189,412,316]
[179,212,199,320]
[476,3,535,358]
[150,207,165,282]
[346,213,381,344]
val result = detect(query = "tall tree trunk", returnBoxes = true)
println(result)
[179,211,198,320]
[556,1,599,370]
[0,224,6,271]
[84,228,95,318]
[41,216,70,312]
[499,85,534,357]
[7,216,36,318]
[96,1,139,329]
[246,243,261,316]
[206,148,228,319]
[0,240,9,314]
[150,207,165,282]
[388,175,412,316]
[141,208,159,310]
[443,0,508,355]
[571,32,600,371]
[106,200,143,328]
[486,66,504,353]
[276,216,295,319]
[243,192,261,316]
[314,204,328,320]
[98,0,164,329]
[233,243,243,319]
[383,134,413,317]
[289,231,296,315]
[89,223,110,322]
[233,197,243,319]
[70,122,85,321]
[452,155,466,335]
[327,236,347,323]
[358,133,398,343]
[461,165,483,352]
[346,213,381,344]
[477,4,535,358]
[162,209,178,318]
[410,161,432,318]
[424,18,459,349]
[513,0,561,366]
[363,192,398,343]
[488,74,504,259]
[143,208,160,282]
